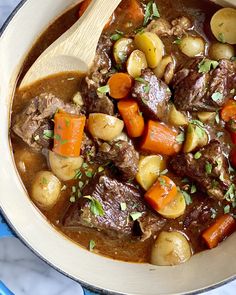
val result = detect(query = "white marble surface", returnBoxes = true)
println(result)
[1,1,236,294]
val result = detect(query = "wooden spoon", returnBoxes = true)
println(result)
[20,0,121,89]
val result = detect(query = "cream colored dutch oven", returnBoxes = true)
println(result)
[0,0,236,294]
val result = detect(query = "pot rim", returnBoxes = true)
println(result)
[0,1,235,294]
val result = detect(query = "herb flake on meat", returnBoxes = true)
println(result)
[84,195,105,217]
[130,212,143,221]
[211,92,223,102]
[97,85,110,94]
[176,132,185,143]
[194,152,202,160]
[110,30,124,41]
[198,59,219,74]
[182,190,192,205]
[143,1,160,26]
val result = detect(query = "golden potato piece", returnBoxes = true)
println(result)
[113,38,134,64]
[157,191,186,219]
[134,32,164,68]
[168,104,188,126]
[179,36,205,57]
[136,155,166,191]
[127,50,147,78]
[31,171,61,210]
[183,123,208,153]
[209,42,235,60]
[197,112,216,123]
[210,8,236,44]
[151,231,192,266]
[88,113,124,141]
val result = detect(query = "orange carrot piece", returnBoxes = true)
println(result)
[125,0,144,23]
[78,0,113,28]
[78,0,91,17]
[145,176,177,211]
[53,112,86,157]
[202,214,236,249]
[141,120,182,156]
[118,100,145,137]
[108,73,133,99]
[221,99,236,122]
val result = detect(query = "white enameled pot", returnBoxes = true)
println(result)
[0,1,236,294]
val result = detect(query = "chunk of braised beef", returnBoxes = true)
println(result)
[132,68,171,121]
[169,140,232,200]
[81,35,114,115]
[96,140,139,180]
[172,59,236,112]
[183,202,212,228]
[146,16,192,37]
[12,93,80,151]
[63,175,165,240]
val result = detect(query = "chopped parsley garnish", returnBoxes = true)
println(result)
[190,184,197,194]
[97,85,110,94]
[89,240,96,251]
[34,135,40,141]
[144,84,150,93]
[215,111,220,124]
[158,177,166,187]
[84,195,104,217]
[41,177,48,185]
[54,134,68,145]
[194,151,202,160]
[74,168,82,179]
[218,32,225,43]
[110,30,124,41]
[78,181,84,189]
[130,212,143,221]
[182,190,192,205]
[198,59,219,74]
[224,204,230,214]
[135,77,147,84]
[82,163,89,169]
[65,118,70,127]
[210,208,217,219]
[173,37,182,45]
[211,92,223,102]
[120,202,127,211]
[205,162,213,174]
[98,166,104,173]
[70,196,76,203]
[85,170,93,178]
[176,132,185,144]
[181,178,189,183]
[143,1,160,26]
[43,130,54,139]
[217,131,224,138]
[224,184,235,201]
[160,169,168,175]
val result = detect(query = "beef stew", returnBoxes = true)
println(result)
[10,0,236,265]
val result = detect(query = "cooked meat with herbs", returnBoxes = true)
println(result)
[132,68,171,121]
[10,0,236,265]
[173,58,236,112]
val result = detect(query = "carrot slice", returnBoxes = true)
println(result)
[118,99,145,137]
[78,0,91,17]
[108,73,133,99]
[202,214,236,249]
[145,176,177,211]
[221,99,236,122]
[53,112,86,157]
[122,0,144,23]
[78,0,113,29]
[141,120,182,156]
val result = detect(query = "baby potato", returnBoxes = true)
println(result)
[209,42,235,60]
[127,50,148,78]
[179,36,205,57]
[197,112,216,123]
[157,191,186,219]
[151,231,191,266]
[113,38,135,64]
[183,123,208,153]
[31,171,61,210]
[136,155,166,191]
[49,151,83,181]
[168,104,188,126]
[210,8,236,44]
[88,113,124,141]
[154,55,175,84]
[134,32,164,68]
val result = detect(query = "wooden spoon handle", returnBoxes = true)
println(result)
[211,0,236,7]
[50,0,121,66]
